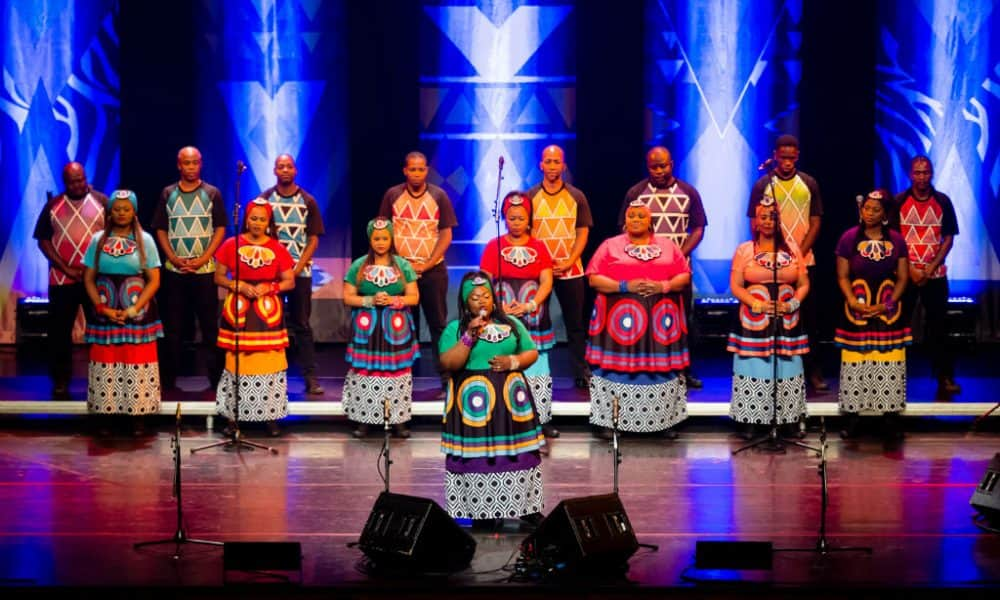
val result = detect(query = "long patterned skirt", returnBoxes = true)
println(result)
[524,352,553,424]
[343,306,420,424]
[834,277,911,415]
[730,355,806,424]
[216,350,288,421]
[88,342,161,415]
[586,292,689,432]
[85,273,163,415]
[838,348,907,414]
[442,369,545,519]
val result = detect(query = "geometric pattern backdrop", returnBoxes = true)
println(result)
[645,0,803,296]
[0,0,120,341]
[874,0,1000,295]
[419,0,576,272]
[193,0,350,340]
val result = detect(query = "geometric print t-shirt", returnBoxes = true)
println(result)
[748,170,823,266]
[259,185,325,278]
[893,188,959,280]
[151,182,227,274]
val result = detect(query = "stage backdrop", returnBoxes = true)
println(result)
[194,0,351,341]
[644,0,803,297]
[874,0,1000,297]
[419,0,577,335]
[0,0,120,342]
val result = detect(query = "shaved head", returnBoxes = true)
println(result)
[62,162,88,197]
[274,153,296,168]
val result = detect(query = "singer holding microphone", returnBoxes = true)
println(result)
[342,218,420,438]
[586,201,691,440]
[439,272,545,528]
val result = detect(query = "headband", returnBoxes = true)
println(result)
[367,217,394,240]
[626,199,651,216]
[461,274,493,305]
[109,189,138,210]
[502,193,532,222]
[244,197,273,229]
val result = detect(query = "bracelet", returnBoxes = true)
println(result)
[884,298,896,313]
[390,296,405,310]
[786,298,801,313]
[460,332,476,348]
[270,282,280,295]
[125,306,138,319]
[362,296,374,308]
[751,300,763,314]
[618,280,628,293]
[526,299,537,313]
[508,355,520,371]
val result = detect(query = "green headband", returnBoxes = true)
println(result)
[461,274,493,305]
[367,217,393,240]
[109,189,138,210]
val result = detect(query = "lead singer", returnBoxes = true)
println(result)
[586,201,691,439]
[214,198,295,437]
[439,272,544,527]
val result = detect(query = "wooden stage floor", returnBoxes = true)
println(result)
[0,424,998,597]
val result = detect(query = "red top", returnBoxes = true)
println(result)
[479,236,553,279]
[215,235,294,282]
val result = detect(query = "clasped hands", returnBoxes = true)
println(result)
[234,282,274,299]
[847,300,889,317]
[624,279,669,296]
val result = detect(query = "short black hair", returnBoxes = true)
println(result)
[774,134,799,150]
[910,155,933,171]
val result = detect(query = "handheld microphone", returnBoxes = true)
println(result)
[478,308,487,319]
[498,156,505,170]
[855,194,864,206]
[236,160,247,175]
[757,157,775,171]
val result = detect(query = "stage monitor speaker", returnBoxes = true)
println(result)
[970,453,1000,524]
[359,491,476,572]
[523,493,638,571]
[695,541,773,570]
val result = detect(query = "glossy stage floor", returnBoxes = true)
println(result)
[1,343,999,598]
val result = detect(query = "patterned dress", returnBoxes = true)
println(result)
[834,228,912,414]
[480,236,555,424]
[440,318,545,520]
[342,256,420,425]
[726,241,809,425]
[214,236,294,422]
[83,232,163,415]
[585,235,690,432]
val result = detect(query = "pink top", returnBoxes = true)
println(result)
[586,234,689,281]
[730,239,806,285]
[480,236,553,279]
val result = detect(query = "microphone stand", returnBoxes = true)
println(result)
[134,403,222,558]
[492,156,505,292]
[611,395,622,494]
[192,160,277,455]
[734,166,818,456]
[381,397,392,492]
[775,418,872,557]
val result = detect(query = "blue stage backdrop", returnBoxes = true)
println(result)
[419,1,576,277]
[194,0,351,340]
[644,0,803,297]
[0,0,120,342]
[875,1,1000,297]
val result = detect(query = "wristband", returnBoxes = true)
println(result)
[460,332,476,348]
[786,298,801,313]
[270,282,280,295]
[526,299,537,313]
[125,306,138,319]
[362,296,374,308]
[508,355,520,371]
[884,298,896,313]
[618,280,628,293]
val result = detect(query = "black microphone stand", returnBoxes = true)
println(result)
[611,395,622,494]
[492,156,505,292]
[380,397,392,492]
[134,403,222,558]
[775,417,872,557]
[192,160,276,455]
[734,165,818,456]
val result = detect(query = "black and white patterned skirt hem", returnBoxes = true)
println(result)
[342,371,412,424]
[838,359,906,414]
[729,373,806,424]
[527,375,553,424]
[445,466,544,520]
[589,375,687,432]
[215,371,288,421]
[87,362,161,415]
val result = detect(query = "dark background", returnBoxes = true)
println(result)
[118,1,876,340]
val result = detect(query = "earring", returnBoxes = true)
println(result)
[881,218,889,226]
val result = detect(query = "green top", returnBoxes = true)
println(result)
[439,317,536,371]
[344,255,416,295]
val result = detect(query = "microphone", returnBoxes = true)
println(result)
[612,394,619,427]
[757,157,775,171]
[478,308,487,319]
[855,194,864,206]
[498,156,505,170]
[383,396,391,425]
[236,160,247,175]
